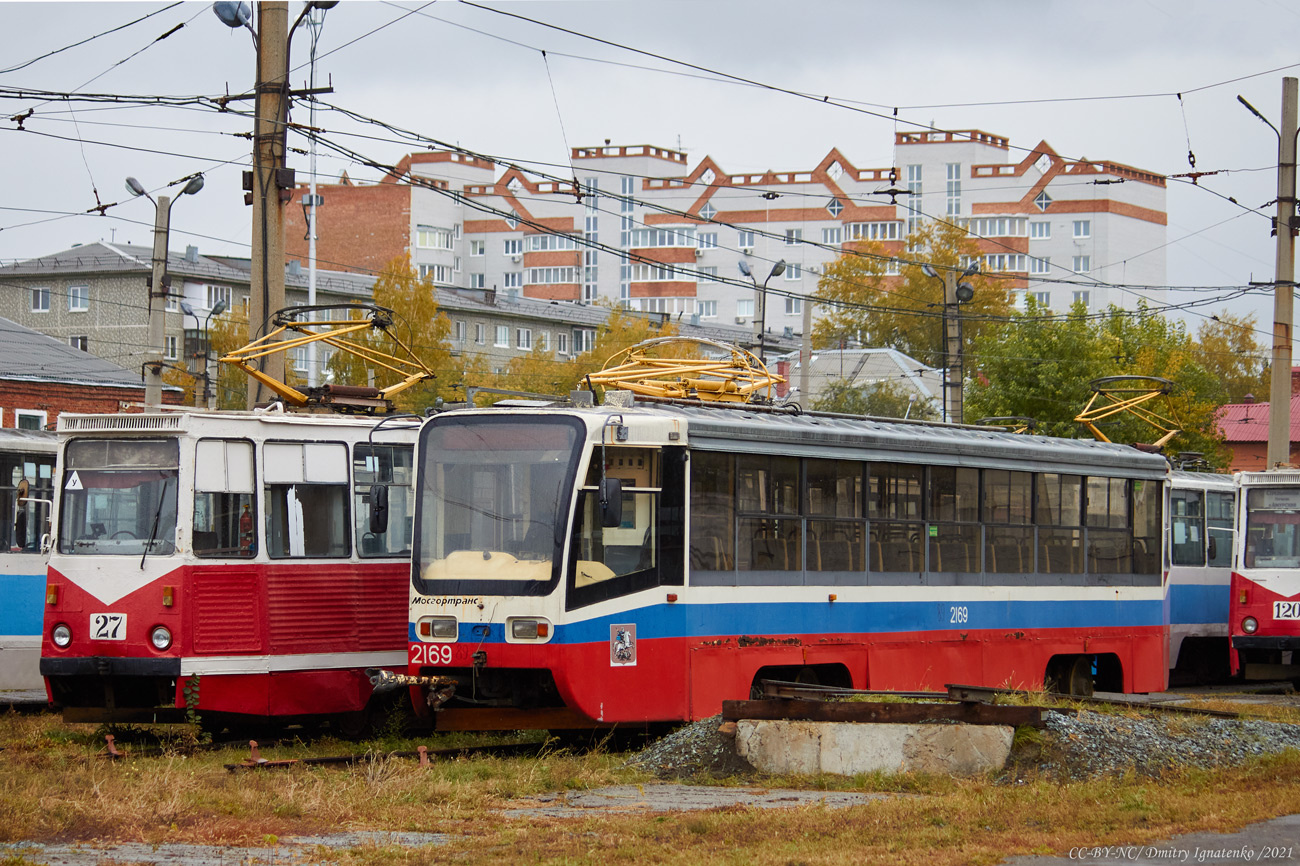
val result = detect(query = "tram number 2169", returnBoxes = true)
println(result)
[411,643,456,665]
[949,606,969,625]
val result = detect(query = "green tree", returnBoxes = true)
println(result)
[813,378,939,420]
[812,220,1012,367]
[1192,312,1270,403]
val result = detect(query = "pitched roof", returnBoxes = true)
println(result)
[0,315,154,389]
[777,347,943,405]
[1216,396,1300,443]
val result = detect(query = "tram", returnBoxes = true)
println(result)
[398,396,1174,730]
[1230,469,1300,681]
[0,428,57,691]
[40,408,417,730]
[1166,470,1236,683]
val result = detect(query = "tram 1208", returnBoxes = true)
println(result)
[396,397,1178,731]
[1231,470,1300,681]
[40,408,418,732]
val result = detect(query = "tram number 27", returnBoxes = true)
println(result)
[949,606,969,625]
[90,613,127,640]
[411,643,455,665]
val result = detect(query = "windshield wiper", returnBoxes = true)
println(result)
[140,478,170,570]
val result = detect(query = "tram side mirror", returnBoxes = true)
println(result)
[599,478,623,528]
[369,484,390,534]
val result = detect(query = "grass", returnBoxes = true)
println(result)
[1,708,1299,865]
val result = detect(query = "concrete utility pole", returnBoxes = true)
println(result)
[942,270,963,425]
[1268,77,1299,467]
[249,0,289,408]
[144,194,172,407]
[800,300,812,406]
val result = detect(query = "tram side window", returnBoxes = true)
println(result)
[193,439,255,558]
[1206,491,1235,568]
[3,453,53,552]
[353,444,413,557]
[1032,473,1083,574]
[869,463,924,572]
[1170,489,1206,567]
[1086,476,1131,574]
[689,451,735,571]
[806,458,865,572]
[736,454,801,571]
[984,469,1033,575]
[1131,480,1161,574]
[264,441,349,558]
[928,466,979,573]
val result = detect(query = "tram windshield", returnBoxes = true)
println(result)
[414,415,582,595]
[58,438,178,556]
[1244,486,1300,569]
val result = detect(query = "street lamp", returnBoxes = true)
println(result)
[738,258,786,361]
[125,174,205,407]
[180,298,228,409]
[921,262,976,423]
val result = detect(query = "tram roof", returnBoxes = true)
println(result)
[593,402,1171,478]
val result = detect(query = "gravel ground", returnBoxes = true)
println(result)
[626,709,1300,782]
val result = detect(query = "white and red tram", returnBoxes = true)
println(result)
[400,399,1173,731]
[1231,470,1300,681]
[40,408,417,730]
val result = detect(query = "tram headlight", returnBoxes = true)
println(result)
[1242,616,1259,635]
[149,625,172,651]
[417,616,457,640]
[51,623,72,648]
[509,618,550,640]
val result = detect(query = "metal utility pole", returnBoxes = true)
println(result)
[1267,77,1299,467]
[144,194,172,407]
[249,1,289,408]
[800,299,812,405]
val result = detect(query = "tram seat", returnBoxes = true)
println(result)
[1087,541,1130,574]
[936,540,972,573]
[990,542,1024,573]
[1132,538,1159,573]
[814,530,855,571]
[691,534,731,570]
[751,528,788,570]
[1041,542,1078,574]
[879,539,917,572]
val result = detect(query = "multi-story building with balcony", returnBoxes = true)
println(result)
[286,130,1167,343]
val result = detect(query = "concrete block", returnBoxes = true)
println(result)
[734,720,1013,777]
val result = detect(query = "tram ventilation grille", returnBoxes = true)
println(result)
[1239,470,1300,485]
[59,415,183,433]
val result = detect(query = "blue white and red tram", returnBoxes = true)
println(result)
[1165,470,1236,683]
[40,408,417,730]
[401,398,1175,730]
[1230,470,1300,681]
[0,428,57,692]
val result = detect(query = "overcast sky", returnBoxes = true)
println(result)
[3,0,1300,333]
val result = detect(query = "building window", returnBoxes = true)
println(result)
[945,163,962,216]
[164,335,178,360]
[1073,290,1091,307]
[527,267,579,285]
[826,197,844,217]
[207,285,232,310]
[469,274,485,289]
[629,227,695,248]
[845,222,901,242]
[1073,220,1091,239]
[1029,256,1051,275]
[494,325,510,347]
[416,225,454,250]
[454,321,466,342]
[697,232,718,250]
[1030,221,1051,239]
[738,230,755,251]
[785,297,802,315]
[1073,256,1091,274]
[967,217,1028,238]
[290,347,308,373]
[907,164,922,196]
[822,227,842,245]
[699,202,716,221]
[556,331,569,355]
[165,293,178,312]
[31,287,49,313]
[1035,191,1052,212]
[620,176,635,213]
[697,266,718,282]
[525,234,579,252]
[736,298,754,318]
[573,327,595,354]
[503,239,522,257]
[70,335,89,352]
[785,228,802,245]
[419,264,452,283]
[470,240,485,256]
[696,300,718,319]
[516,328,532,350]
[504,272,523,289]
[1031,291,1051,307]
[15,410,46,431]
[982,254,1028,272]
[475,323,485,345]
[784,264,802,281]
[68,285,89,312]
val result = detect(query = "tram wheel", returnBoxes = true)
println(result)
[1046,655,1095,698]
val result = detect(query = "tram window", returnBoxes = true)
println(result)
[1085,477,1131,574]
[264,442,349,558]
[1086,477,1128,529]
[1206,491,1234,568]
[59,438,178,556]
[193,439,256,558]
[984,470,1031,525]
[869,463,923,520]
[1036,474,1082,526]
[689,451,735,571]
[929,467,978,523]
[1131,480,1161,574]
[807,460,863,518]
[3,453,53,552]
[1170,489,1206,567]
[805,459,864,572]
[737,455,798,516]
[737,455,800,571]
[353,444,413,558]
[1245,487,1300,568]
